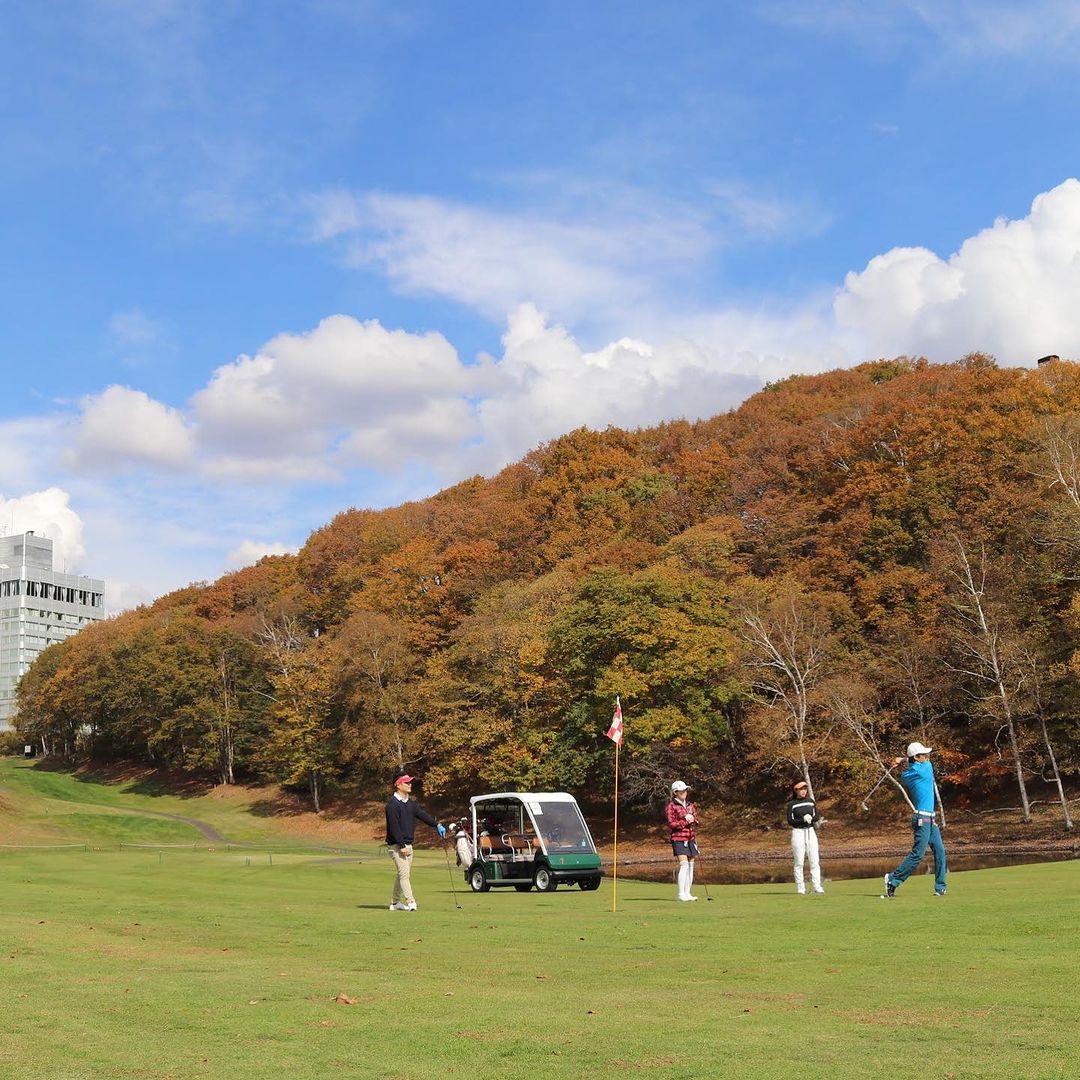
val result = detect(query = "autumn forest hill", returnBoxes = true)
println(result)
[16,354,1080,826]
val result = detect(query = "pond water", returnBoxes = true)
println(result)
[612,849,1077,886]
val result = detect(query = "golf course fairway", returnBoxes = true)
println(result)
[0,760,1077,1079]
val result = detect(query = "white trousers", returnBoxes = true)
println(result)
[791,828,822,891]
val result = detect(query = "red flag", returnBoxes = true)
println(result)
[606,697,623,745]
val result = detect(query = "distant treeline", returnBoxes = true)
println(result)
[16,355,1080,825]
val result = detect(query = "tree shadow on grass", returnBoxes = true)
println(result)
[30,759,216,799]
[248,791,313,818]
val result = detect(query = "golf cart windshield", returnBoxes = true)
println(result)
[527,798,595,854]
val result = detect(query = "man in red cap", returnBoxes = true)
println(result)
[385,775,446,911]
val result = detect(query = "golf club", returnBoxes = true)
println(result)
[441,839,463,910]
[696,847,713,900]
[859,766,895,810]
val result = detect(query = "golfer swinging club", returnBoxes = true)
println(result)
[786,779,824,894]
[883,742,947,899]
[385,774,447,911]
[667,780,700,902]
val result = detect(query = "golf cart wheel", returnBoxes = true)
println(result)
[514,883,532,892]
[532,864,557,892]
[578,875,601,891]
[468,863,490,893]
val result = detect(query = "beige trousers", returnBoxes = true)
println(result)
[389,845,414,904]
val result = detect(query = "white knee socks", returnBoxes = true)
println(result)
[677,862,697,901]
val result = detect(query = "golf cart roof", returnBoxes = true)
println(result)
[470,792,580,805]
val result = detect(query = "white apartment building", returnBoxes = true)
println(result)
[0,531,105,730]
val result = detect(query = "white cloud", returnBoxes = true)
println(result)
[834,178,1080,363]
[59,178,1080,493]
[709,183,832,240]
[192,314,484,473]
[14,178,1080,608]
[467,303,765,470]
[0,416,66,490]
[916,1,1080,57]
[70,385,195,470]
[108,308,164,349]
[0,489,86,571]
[761,0,1080,60]
[306,187,714,329]
[225,539,299,569]
[106,307,174,369]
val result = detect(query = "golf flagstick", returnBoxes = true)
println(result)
[605,697,624,913]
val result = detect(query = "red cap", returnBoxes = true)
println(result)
[394,774,416,787]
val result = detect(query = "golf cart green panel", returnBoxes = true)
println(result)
[468,792,602,890]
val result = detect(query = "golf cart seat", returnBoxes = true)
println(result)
[479,834,513,856]
[504,834,537,858]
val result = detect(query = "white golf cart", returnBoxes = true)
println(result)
[465,791,603,893]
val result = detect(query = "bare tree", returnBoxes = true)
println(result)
[740,590,841,799]
[1020,649,1074,831]
[213,649,236,786]
[942,537,1032,823]
[1029,415,1080,569]
[831,692,915,813]
[879,632,948,825]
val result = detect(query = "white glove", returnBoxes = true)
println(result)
[802,814,813,825]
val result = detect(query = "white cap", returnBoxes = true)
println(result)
[907,741,933,757]
[671,780,689,793]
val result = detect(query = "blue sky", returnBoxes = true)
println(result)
[3,0,1080,607]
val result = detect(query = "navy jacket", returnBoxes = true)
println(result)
[786,796,820,829]
[385,795,439,846]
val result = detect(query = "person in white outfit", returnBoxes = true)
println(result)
[786,780,824,894]
[666,780,700,902]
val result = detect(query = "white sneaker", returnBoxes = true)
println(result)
[812,886,825,894]
[405,901,418,911]
[389,902,409,910]
[796,887,806,895]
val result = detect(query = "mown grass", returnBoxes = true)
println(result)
[0,760,343,851]
[1,760,1077,1079]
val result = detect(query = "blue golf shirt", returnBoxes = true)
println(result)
[901,759,936,812]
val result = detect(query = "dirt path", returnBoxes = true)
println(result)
[131,808,231,843]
